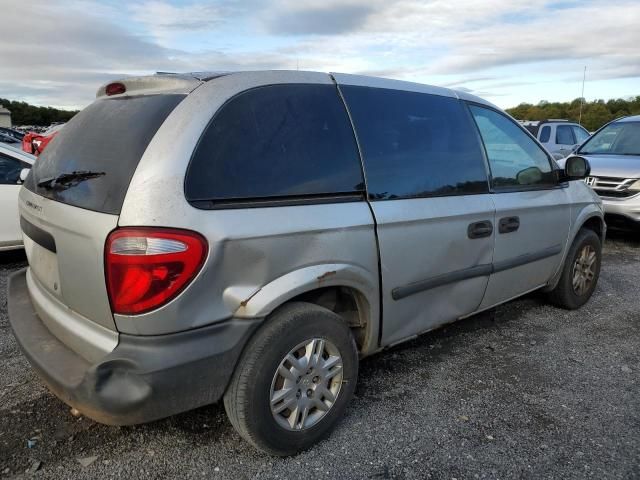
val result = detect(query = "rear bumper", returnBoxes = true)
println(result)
[8,268,260,425]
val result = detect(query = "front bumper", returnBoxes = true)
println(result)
[8,268,260,425]
[602,195,640,225]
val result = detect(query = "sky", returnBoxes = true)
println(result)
[0,0,639,111]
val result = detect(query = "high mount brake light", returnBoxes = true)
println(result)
[105,82,126,96]
[105,228,208,315]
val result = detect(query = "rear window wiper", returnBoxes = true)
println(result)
[37,170,106,191]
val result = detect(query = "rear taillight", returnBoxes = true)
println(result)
[105,228,207,315]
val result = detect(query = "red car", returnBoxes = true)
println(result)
[22,124,65,155]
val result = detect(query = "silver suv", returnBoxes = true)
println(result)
[8,71,604,455]
[563,115,640,230]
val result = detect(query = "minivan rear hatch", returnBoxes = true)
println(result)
[20,90,188,355]
[26,94,186,214]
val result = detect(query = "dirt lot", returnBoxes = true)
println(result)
[1,233,638,479]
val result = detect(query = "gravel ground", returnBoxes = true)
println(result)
[1,233,639,479]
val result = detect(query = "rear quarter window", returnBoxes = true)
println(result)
[185,84,364,206]
[25,94,185,214]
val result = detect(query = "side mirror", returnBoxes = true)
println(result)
[18,168,30,184]
[563,156,591,181]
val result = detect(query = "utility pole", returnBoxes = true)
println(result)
[578,66,586,125]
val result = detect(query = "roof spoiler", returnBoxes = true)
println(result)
[96,73,204,99]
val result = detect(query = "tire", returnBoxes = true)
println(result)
[223,302,359,456]
[548,228,602,309]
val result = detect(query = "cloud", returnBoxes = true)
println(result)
[130,1,223,31]
[0,0,288,108]
[263,2,375,35]
[128,1,228,45]
[425,2,640,75]
[0,0,638,110]
[0,1,176,107]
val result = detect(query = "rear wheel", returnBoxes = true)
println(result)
[223,302,358,456]
[548,228,601,309]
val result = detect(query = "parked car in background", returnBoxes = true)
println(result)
[562,115,640,230]
[22,123,65,155]
[8,71,603,456]
[521,119,590,160]
[0,143,35,250]
[0,126,25,142]
[0,131,21,146]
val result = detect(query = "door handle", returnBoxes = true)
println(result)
[468,220,493,239]
[499,216,520,234]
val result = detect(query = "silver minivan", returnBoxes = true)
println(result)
[8,71,604,455]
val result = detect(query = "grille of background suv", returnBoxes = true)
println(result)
[587,176,639,198]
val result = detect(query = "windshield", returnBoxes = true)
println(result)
[579,121,640,155]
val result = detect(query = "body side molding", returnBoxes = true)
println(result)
[393,245,564,301]
[392,264,492,301]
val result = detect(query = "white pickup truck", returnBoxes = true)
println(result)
[521,119,590,160]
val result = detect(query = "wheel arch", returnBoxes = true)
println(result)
[545,206,605,291]
[580,214,606,243]
[224,263,380,355]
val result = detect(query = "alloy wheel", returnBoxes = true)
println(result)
[572,244,597,296]
[270,338,343,431]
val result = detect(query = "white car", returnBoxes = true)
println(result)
[0,144,35,251]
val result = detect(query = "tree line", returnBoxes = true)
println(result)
[0,98,78,126]
[506,96,640,132]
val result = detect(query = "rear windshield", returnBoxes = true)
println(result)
[25,94,185,214]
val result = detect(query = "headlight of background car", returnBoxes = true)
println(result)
[628,180,640,192]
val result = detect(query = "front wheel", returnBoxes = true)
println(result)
[548,228,602,309]
[223,302,358,456]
